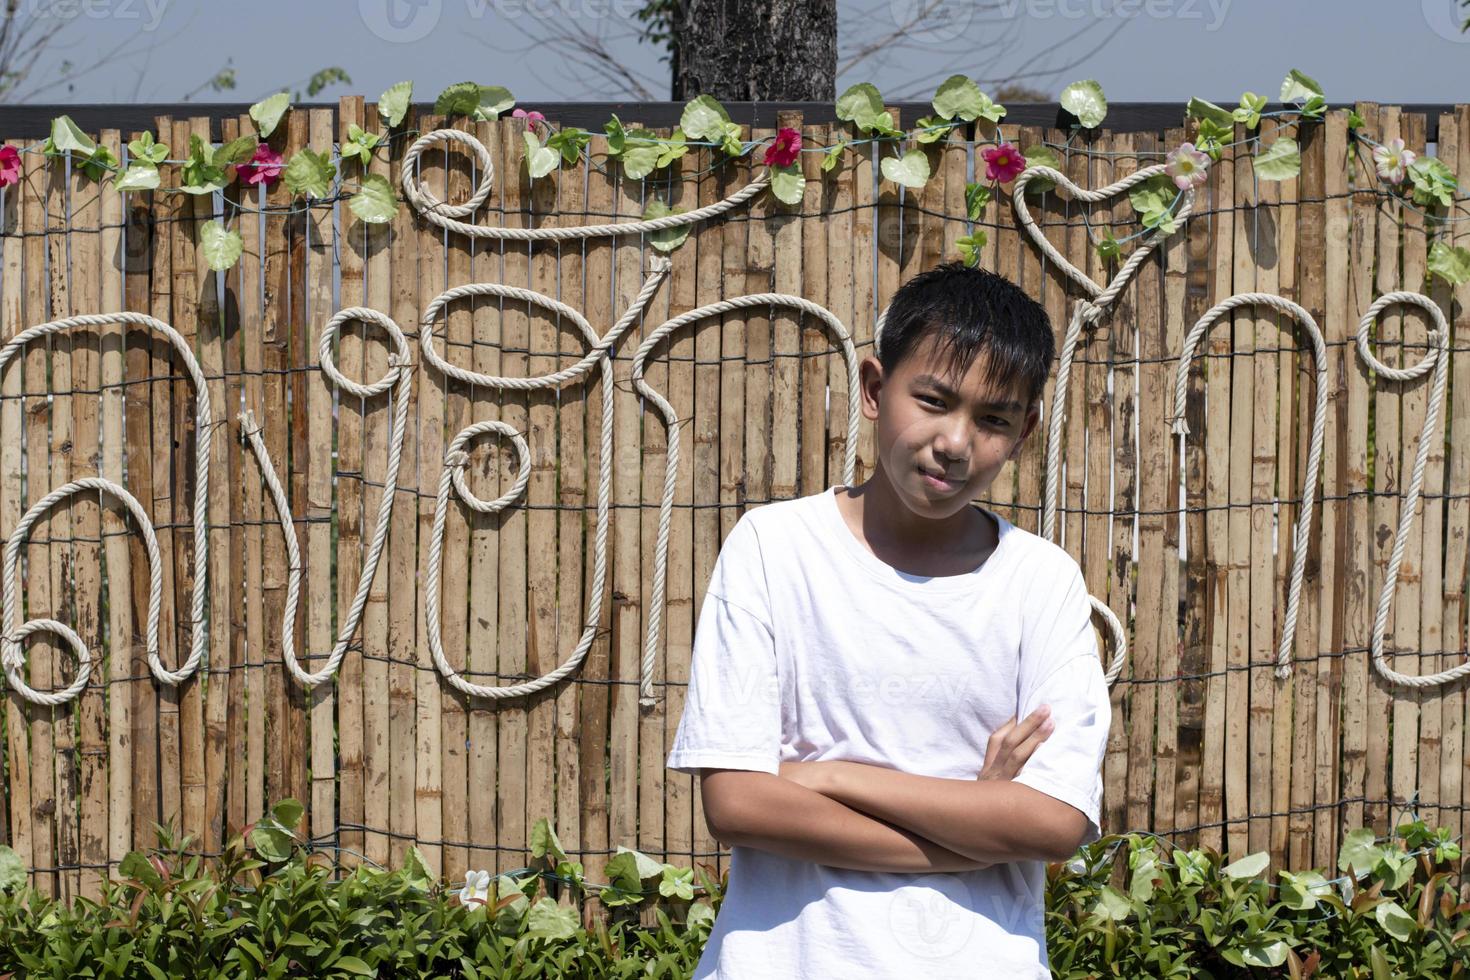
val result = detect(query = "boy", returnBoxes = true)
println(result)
[666,261,1112,978]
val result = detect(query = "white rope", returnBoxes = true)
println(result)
[631,293,862,706]
[421,258,670,702]
[400,128,771,241]
[1352,291,1456,688]
[240,307,415,689]
[1013,163,1198,686]
[1169,292,1329,680]
[0,313,211,705]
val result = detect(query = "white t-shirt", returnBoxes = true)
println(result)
[666,484,1112,979]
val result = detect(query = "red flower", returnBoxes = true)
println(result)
[981,141,1026,184]
[236,144,284,188]
[0,145,19,188]
[764,127,801,168]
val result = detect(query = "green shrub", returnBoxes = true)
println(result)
[0,802,1465,978]
[1048,819,1468,978]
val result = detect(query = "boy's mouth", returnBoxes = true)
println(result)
[918,464,960,490]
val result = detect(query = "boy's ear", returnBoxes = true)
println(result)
[858,355,884,422]
[1007,404,1042,461]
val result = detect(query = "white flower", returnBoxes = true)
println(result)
[459,868,491,907]
[1372,137,1416,185]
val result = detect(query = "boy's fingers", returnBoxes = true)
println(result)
[1003,705,1050,751]
[1004,718,1056,773]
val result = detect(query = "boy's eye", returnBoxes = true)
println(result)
[917,394,944,407]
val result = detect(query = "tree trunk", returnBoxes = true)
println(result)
[672,0,837,101]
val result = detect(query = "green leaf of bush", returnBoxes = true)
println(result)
[1374,899,1415,941]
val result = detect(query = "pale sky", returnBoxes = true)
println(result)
[12,0,1470,107]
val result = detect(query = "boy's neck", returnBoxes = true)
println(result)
[833,467,998,572]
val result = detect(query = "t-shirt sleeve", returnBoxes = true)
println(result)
[1010,557,1113,845]
[666,514,782,777]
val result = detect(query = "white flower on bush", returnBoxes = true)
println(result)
[459,869,492,907]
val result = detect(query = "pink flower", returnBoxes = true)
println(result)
[1165,142,1210,190]
[512,108,546,128]
[1372,137,1415,185]
[764,127,801,168]
[0,145,19,187]
[981,141,1025,183]
[237,144,283,188]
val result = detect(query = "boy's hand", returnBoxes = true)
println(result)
[978,706,1053,781]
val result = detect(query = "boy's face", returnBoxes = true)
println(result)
[859,333,1041,521]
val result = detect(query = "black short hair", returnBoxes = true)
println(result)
[877,261,1054,409]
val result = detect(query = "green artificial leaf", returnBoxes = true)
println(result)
[619,129,662,180]
[1429,240,1470,285]
[604,114,627,154]
[1021,144,1061,194]
[1348,109,1366,130]
[972,92,1006,124]
[284,148,335,198]
[1096,232,1120,262]
[1375,899,1415,941]
[1280,68,1325,105]
[1222,850,1270,880]
[659,865,695,901]
[1089,885,1132,921]
[1237,940,1291,968]
[181,135,227,194]
[128,130,169,164]
[1232,91,1267,130]
[656,127,688,168]
[932,74,985,122]
[379,80,413,128]
[687,900,716,929]
[435,82,514,121]
[1060,79,1107,128]
[0,844,23,893]
[836,82,886,132]
[1128,173,1176,219]
[1196,117,1232,160]
[1278,869,1331,910]
[546,127,591,165]
[348,173,398,224]
[400,845,432,889]
[340,124,381,168]
[1255,137,1302,181]
[680,94,731,143]
[114,162,160,192]
[201,221,242,272]
[1186,97,1235,128]
[215,135,258,167]
[643,199,690,252]
[822,140,846,172]
[79,142,117,182]
[770,164,805,206]
[1299,95,1328,120]
[273,799,304,830]
[955,231,986,267]
[881,148,930,189]
[1408,156,1458,208]
[964,181,990,220]
[523,131,560,180]
[250,92,290,138]
[531,818,566,863]
[1339,828,1381,876]
[1174,848,1210,885]
[526,896,579,940]
[249,824,292,863]
[1373,848,1415,890]
[913,115,955,144]
[50,114,96,156]
[718,119,747,157]
[867,110,904,139]
[1128,843,1159,901]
